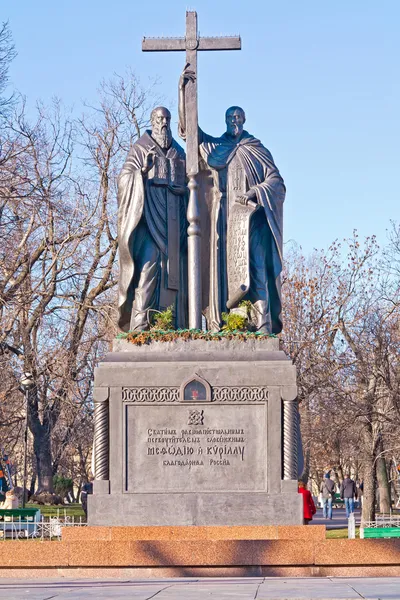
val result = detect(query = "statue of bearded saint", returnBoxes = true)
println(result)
[117,107,188,331]
[179,68,286,334]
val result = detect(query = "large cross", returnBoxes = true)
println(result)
[142,11,241,329]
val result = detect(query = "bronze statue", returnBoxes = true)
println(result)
[179,69,285,334]
[117,107,188,331]
[142,13,241,329]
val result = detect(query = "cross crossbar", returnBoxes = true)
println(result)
[142,36,241,52]
[142,38,185,52]
[198,37,241,51]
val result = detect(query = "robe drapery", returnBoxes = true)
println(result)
[199,130,285,333]
[117,131,187,331]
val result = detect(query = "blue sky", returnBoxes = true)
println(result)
[4,0,400,253]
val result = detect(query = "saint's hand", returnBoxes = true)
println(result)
[235,195,249,206]
[236,189,257,206]
[179,63,196,90]
[142,149,156,175]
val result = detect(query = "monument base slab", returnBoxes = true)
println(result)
[89,492,302,527]
[2,526,400,579]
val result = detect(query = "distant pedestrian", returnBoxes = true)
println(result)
[81,478,93,519]
[357,480,364,508]
[340,474,357,518]
[320,473,335,520]
[298,480,316,525]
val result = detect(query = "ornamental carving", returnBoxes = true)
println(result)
[122,387,179,403]
[188,409,204,425]
[122,386,268,403]
[212,387,269,402]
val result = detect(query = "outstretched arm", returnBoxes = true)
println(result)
[178,64,203,143]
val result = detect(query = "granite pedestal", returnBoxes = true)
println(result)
[88,337,303,526]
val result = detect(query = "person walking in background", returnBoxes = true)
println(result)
[357,480,364,508]
[320,472,335,520]
[298,480,316,525]
[340,473,357,518]
[81,477,93,519]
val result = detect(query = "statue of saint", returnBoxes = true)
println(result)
[118,107,187,331]
[179,70,285,333]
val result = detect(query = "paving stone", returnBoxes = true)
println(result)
[0,577,398,599]
[256,578,361,599]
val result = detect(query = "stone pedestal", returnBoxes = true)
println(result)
[88,337,303,526]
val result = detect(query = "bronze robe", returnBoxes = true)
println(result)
[199,130,285,333]
[118,131,187,331]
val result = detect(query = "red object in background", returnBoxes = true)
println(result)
[191,389,199,400]
[298,485,316,521]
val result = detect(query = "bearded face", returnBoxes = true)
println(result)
[225,108,245,139]
[151,108,172,149]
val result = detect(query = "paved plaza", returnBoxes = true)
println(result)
[0,577,399,599]
[311,507,361,530]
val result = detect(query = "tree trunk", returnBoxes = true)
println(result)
[333,466,343,485]
[29,473,36,496]
[33,432,54,493]
[361,423,376,523]
[376,438,391,514]
[335,463,344,485]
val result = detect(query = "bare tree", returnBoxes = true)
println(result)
[0,72,156,493]
[0,22,16,118]
[282,233,400,521]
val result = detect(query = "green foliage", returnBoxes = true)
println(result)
[221,301,255,332]
[326,528,360,539]
[53,475,73,499]
[150,305,175,330]
[221,311,248,332]
[26,503,85,517]
[239,300,253,314]
[117,328,275,346]
[117,299,274,345]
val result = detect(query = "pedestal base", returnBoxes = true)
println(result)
[89,491,302,526]
[89,337,302,526]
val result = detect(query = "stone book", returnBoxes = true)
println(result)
[148,155,186,187]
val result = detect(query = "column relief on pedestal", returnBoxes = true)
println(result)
[281,385,299,481]
[93,387,110,481]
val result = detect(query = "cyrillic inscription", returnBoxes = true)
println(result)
[126,405,266,492]
[227,201,258,308]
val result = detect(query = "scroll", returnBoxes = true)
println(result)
[226,200,258,309]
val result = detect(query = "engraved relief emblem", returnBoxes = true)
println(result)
[232,161,244,191]
[188,409,204,426]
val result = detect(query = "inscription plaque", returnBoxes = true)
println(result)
[125,404,266,493]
